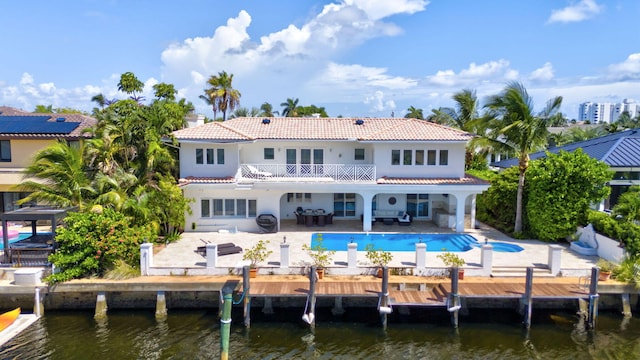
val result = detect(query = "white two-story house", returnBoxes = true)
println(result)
[171,117,489,233]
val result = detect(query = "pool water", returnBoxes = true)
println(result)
[0,233,34,250]
[311,233,524,252]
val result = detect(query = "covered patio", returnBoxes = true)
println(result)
[1,206,75,265]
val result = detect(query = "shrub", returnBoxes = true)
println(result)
[46,208,155,283]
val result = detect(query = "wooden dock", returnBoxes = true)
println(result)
[245,275,593,307]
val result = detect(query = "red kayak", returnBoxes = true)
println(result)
[0,308,20,332]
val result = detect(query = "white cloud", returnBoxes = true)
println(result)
[426,60,514,87]
[607,53,640,80]
[529,62,555,82]
[547,0,603,24]
[364,90,396,112]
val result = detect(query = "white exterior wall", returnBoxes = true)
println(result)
[372,142,466,178]
[237,141,374,165]
[179,142,239,178]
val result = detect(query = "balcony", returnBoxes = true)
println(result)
[239,164,376,183]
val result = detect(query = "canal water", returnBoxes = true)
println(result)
[2,307,639,359]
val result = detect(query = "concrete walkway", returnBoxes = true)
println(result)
[152,220,599,276]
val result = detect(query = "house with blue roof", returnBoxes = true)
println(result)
[0,106,97,214]
[492,129,640,209]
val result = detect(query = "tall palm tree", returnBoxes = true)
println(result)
[260,102,278,117]
[404,106,424,119]
[430,89,480,131]
[118,72,145,104]
[483,81,562,233]
[199,94,217,121]
[203,71,241,121]
[281,98,299,117]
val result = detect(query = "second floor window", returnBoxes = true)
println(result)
[439,150,448,165]
[196,148,225,165]
[354,148,365,161]
[264,148,274,160]
[0,140,11,162]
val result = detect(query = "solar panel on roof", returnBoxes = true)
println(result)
[0,115,80,134]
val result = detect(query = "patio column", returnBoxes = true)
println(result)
[454,194,466,232]
[470,194,477,229]
[361,192,375,232]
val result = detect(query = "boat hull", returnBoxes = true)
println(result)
[0,308,20,332]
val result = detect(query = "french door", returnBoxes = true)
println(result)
[286,148,324,175]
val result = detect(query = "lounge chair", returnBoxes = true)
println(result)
[196,242,243,257]
[246,165,272,178]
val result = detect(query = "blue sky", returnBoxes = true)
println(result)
[1,0,639,119]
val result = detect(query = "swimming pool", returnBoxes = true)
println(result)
[0,233,37,250]
[311,233,524,252]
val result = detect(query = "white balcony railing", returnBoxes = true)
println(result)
[239,164,376,182]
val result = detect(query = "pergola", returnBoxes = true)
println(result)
[1,206,76,263]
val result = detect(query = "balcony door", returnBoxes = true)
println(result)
[286,148,324,176]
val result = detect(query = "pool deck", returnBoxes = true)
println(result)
[152,219,599,275]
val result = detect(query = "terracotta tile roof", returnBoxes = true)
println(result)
[178,176,236,186]
[376,175,489,185]
[172,117,473,142]
[0,106,97,139]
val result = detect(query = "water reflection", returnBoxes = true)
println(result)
[1,309,639,359]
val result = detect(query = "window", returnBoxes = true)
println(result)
[439,150,448,165]
[196,147,225,165]
[201,199,210,217]
[0,140,10,162]
[406,194,429,217]
[354,148,365,161]
[287,193,312,202]
[427,150,436,165]
[391,150,401,165]
[202,198,257,217]
[415,150,424,165]
[264,148,274,160]
[196,148,204,164]
[334,193,356,217]
[403,150,412,165]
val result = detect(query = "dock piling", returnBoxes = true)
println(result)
[379,266,391,330]
[220,292,232,360]
[621,293,632,317]
[523,267,534,328]
[587,267,599,329]
[449,266,460,328]
[94,291,108,320]
[34,287,43,317]
[303,266,318,329]
[155,291,167,320]
[243,266,251,328]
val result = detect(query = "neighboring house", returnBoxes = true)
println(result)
[492,129,640,210]
[171,117,489,233]
[0,106,97,214]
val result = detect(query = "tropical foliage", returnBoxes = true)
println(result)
[526,150,611,241]
[481,81,563,234]
[16,72,194,282]
[202,71,241,121]
[46,208,155,283]
[612,186,640,224]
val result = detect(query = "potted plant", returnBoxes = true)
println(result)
[243,239,273,278]
[437,252,466,280]
[365,243,393,278]
[596,258,616,281]
[302,239,335,279]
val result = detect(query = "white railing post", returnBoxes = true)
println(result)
[481,244,493,276]
[206,243,218,269]
[548,244,563,276]
[280,241,290,268]
[348,242,358,268]
[415,242,427,268]
[140,243,153,276]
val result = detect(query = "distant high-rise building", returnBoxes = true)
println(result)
[579,99,639,123]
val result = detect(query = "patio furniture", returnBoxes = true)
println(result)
[325,213,334,224]
[256,214,278,233]
[196,242,243,257]
[316,214,326,226]
[295,212,305,225]
[246,165,272,178]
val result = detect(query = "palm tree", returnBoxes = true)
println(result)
[118,72,145,103]
[612,186,640,223]
[281,98,299,117]
[483,81,562,233]
[15,140,95,209]
[405,106,424,119]
[259,102,278,117]
[430,89,480,131]
[203,71,241,121]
